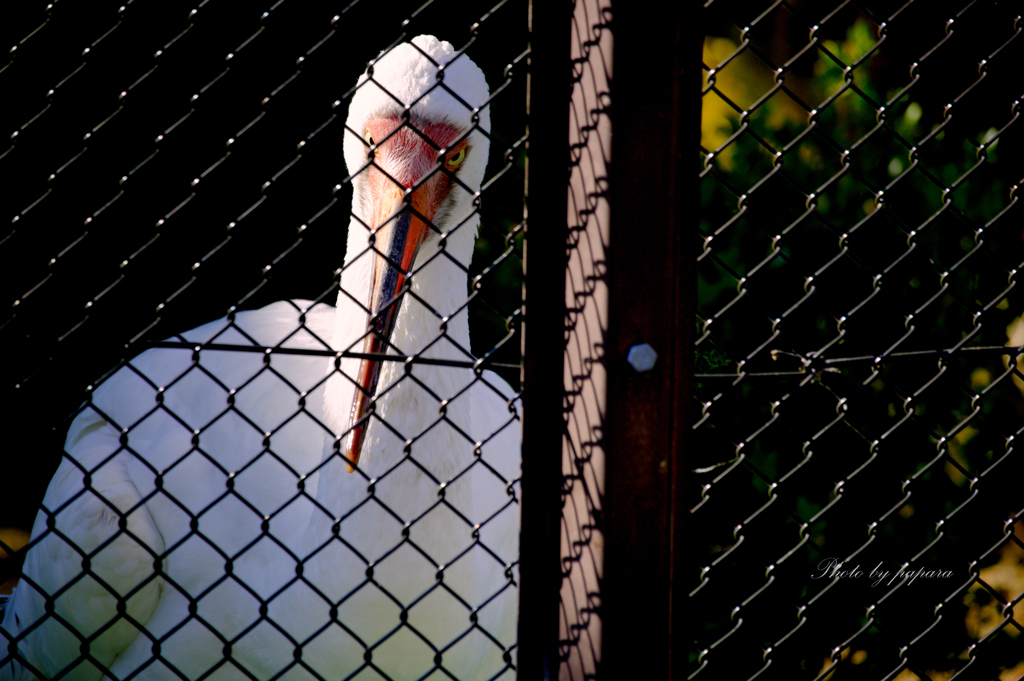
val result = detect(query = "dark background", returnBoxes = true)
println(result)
[0,0,528,537]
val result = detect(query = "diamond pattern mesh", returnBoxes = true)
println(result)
[1,1,527,679]
[693,1,1024,678]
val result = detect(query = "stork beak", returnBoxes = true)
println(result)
[344,186,433,472]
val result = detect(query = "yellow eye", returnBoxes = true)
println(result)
[364,129,377,156]
[446,148,467,169]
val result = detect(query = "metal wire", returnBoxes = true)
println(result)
[1,1,527,679]
[694,0,1024,678]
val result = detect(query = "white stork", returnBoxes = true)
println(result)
[1,35,520,681]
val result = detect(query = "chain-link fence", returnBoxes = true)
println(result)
[1,1,528,678]
[7,1,1020,679]
[695,0,1024,679]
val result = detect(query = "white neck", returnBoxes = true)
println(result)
[295,214,477,603]
[316,205,477,485]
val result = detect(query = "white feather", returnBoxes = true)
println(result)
[2,36,518,681]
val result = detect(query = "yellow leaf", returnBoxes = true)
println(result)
[0,527,29,560]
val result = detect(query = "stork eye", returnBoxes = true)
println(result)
[445,148,467,169]
[364,129,377,156]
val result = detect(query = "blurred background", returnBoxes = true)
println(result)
[694,0,1024,679]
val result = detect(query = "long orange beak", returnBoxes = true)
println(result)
[344,185,433,472]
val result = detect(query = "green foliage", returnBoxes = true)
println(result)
[700,19,1017,364]
[695,14,1024,677]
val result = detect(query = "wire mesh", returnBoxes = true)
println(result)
[694,0,1024,679]
[1,1,527,678]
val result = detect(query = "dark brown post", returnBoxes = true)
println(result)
[598,3,701,680]
[521,0,701,677]
[518,1,572,679]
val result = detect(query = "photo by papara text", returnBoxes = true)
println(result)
[811,557,955,587]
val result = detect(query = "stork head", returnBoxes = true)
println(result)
[341,36,491,471]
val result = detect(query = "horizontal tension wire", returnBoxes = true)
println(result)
[698,344,1024,379]
[144,341,521,371]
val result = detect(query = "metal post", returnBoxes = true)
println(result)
[599,3,701,679]
[519,1,572,679]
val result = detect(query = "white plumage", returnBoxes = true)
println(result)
[2,36,519,681]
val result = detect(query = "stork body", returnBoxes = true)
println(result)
[2,36,519,681]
